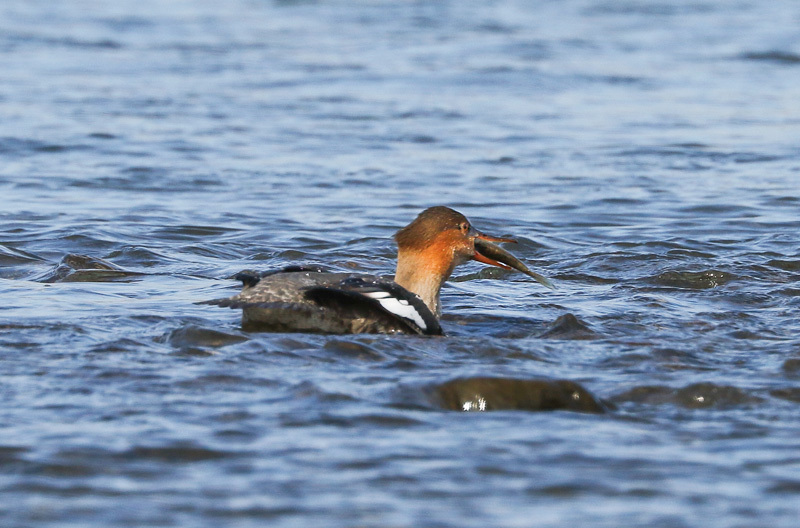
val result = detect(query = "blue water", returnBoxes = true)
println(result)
[2,1,800,526]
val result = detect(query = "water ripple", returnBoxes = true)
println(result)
[2,0,800,526]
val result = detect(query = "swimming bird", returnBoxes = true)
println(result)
[203,206,553,335]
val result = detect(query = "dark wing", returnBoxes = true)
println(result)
[233,265,332,288]
[199,298,321,315]
[198,265,335,307]
[304,277,443,336]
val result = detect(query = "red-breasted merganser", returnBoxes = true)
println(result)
[203,206,553,335]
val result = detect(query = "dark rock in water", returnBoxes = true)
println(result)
[782,358,800,375]
[61,254,123,271]
[538,313,596,340]
[430,376,606,413]
[649,269,736,289]
[740,51,800,64]
[161,325,248,352]
[612,382,762,409]
[675,383,761,409]
[35,254,142,283]
[770,388,800,403]
[767,259,800,272]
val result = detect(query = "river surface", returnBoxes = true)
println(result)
[2,0,800,526]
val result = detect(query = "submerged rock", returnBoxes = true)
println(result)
[612,382,762,409]
[429,376,606,413]
[161,325,248,352]
[782,357,800,375]
[35,254,142,283]
[538,313,596,340]
[650,269,736,289]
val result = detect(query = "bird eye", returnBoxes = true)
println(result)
[460,222,469,232]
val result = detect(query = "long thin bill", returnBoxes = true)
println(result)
[474,238,555,290]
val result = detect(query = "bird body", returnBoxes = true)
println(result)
[203,207,553,335]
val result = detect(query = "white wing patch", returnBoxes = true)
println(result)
[363,291,427,331]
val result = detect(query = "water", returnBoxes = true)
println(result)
[2,0,800,526]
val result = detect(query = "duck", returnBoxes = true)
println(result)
[202,206,553,335]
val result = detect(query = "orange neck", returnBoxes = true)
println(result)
[394,246,456,317]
